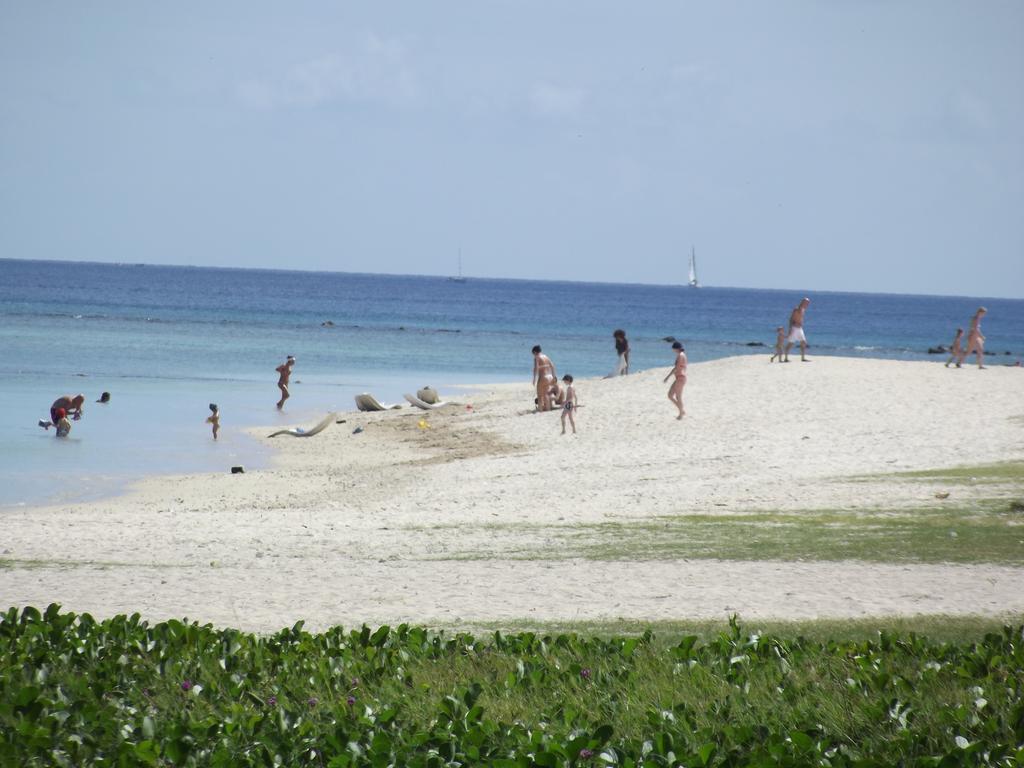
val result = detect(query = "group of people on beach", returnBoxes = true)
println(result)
[770,297,812,363]
[945,307,988,369]
[37,300,1000,444]
[532,330,689,427]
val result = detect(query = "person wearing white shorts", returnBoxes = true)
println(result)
[783,298,811,362]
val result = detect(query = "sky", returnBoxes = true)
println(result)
[1,2,1022,298]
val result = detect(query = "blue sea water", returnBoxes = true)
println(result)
[2,258,1022,508]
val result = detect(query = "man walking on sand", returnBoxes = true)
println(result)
[276,355,295,409]
[783,297,811,362]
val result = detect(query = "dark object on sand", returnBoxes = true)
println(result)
[746,342,765,347]
[231,466,245,474]
[353,426,364,434]
[927,345,947,354]
[97,391,111,403]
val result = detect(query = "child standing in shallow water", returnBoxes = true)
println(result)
[206,403,220,440]
[560,375,578,435]
[769,326,785,362]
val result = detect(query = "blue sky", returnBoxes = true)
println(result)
[1,2,1021,297]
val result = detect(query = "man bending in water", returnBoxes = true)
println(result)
[39,394,85,431]
[276,355,295,409]
[531,345,558,411]
[957,307,987,369]
[663,341,687,419]
[783,297,811,362]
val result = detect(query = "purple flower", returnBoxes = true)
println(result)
[267,695,277,707]
[307,697,318,708]
[579,748,594,759]
[181,679,193,692]
[580,668,592,680]
[346,695,356,707]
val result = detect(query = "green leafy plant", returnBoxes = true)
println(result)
[1,605,1022,766]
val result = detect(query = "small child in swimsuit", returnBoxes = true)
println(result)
[769,326,785,362]
[206,403,220,440]
[560,375,577,435]
[945,328,964,368]
[55,408,71,438]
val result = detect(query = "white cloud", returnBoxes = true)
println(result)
[529,82,587,117]
[235,33,417,110]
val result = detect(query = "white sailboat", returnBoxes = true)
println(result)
[688,247,700,288]
[448,250,467,283]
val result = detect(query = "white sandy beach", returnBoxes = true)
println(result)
[2,355,1022,632]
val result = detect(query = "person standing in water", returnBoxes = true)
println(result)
[206,403,220,440]
[531,345,557,411]
[663,341,688,420]
[957,307,987,369]
[783,297,811,362]
[39,394,85,431]
[275,355,295,409]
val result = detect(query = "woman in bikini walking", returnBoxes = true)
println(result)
[663,341,687,420]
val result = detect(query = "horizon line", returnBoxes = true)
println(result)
[1,255,1020,303]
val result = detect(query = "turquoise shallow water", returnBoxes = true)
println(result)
[2,258,1022,507]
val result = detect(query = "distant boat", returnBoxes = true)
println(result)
[688,247,700,288]
[448,251,467,283]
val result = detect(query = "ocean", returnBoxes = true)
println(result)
[2,258,1022,508]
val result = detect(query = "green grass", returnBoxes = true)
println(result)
[459,614,1024,645]
[861,460,1024,485]
[420,501,1024,564]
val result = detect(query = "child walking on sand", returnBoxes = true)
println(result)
[206,403,220,440]
[560,375,578,435]
[945,328,964,368]
[769,326,785,362]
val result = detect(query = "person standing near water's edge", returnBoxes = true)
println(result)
[276,355,295,409]
[531,345,557,411]
[783,297,811,362]
[957,307,987,369]
[663,341,687,420]
[607,329,630,377]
